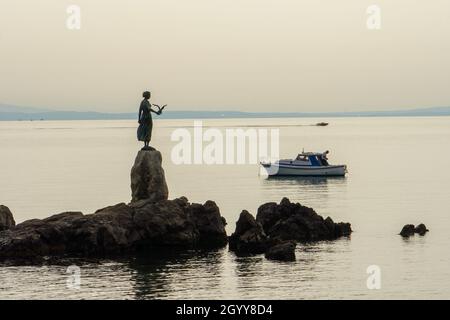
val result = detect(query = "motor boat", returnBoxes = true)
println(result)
[260,151,347,177]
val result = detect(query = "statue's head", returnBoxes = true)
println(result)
[142,91,151,99]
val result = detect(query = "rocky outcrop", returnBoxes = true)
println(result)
[265,241,296,262]
[229,198,351,260]
[131,150,169,203]
[228,210,268,254]
[400,223,429,237]
[256,197,351,242]
[0,150,227,262]
[0,198,227,260]
[0,205,15,231]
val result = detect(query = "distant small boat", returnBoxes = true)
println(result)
[316,122,329,126]
[260,151,347,177]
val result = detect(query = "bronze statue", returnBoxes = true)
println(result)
[137,91,166,150]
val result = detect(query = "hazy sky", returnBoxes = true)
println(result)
[1,0,450,112]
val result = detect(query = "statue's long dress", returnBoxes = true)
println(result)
[137,99,153,142]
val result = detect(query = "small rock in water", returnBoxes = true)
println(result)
[400,224,416,237]
[399,224,429,237]
[0,205,15,231]
[414,223,429,236]
[265,241,296,262]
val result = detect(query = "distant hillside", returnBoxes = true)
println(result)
[1,104,450,121]
[0,111,136,121]
[0,104,52,114]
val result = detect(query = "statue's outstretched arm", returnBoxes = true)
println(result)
[151,104,166,115]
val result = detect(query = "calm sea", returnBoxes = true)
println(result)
[1,117,450,299]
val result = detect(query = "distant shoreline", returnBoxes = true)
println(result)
[1,105,450,121]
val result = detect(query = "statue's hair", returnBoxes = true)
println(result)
[142,91,151,98]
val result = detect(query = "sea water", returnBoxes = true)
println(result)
[1,116,449,299]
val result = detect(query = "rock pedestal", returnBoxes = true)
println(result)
[131,150,169,203]
[0,205,15,231]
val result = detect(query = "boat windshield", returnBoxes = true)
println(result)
[308,155,322,166]
[296,154,309,161]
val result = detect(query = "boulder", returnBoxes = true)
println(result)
[415,224,429,236]
[0,205,15,231]
[188,200,228,248]
[229,210,268,255]
[400,224,416,237]
[131,150,169,203]
[265,241,296,262]
[256,197,352,242]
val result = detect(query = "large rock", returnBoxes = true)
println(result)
[256,197,352,242]
[0,198,228,261]
[0,205,15,231]
[265,241,296,262]
[188,200,228,248]
[229,210,268,255]
[131,150,169,203]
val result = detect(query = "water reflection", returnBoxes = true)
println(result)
[233,254,264,277]
[128,249,225,299]
[262,175,346,185]
[260,176,347,203]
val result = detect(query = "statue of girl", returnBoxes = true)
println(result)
[137,91,166,150]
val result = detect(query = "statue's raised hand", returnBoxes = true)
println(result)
[159,105,167,114]
[153,104,166,115]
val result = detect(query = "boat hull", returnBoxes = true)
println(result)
[261,164,347,177]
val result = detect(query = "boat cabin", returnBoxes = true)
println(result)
[293,152,329,166]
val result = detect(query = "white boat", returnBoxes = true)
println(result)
[260,151,347,177]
